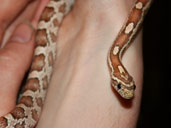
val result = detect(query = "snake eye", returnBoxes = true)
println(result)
[133,84,136,90]
[117,83,121,90]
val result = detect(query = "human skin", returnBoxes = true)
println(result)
[37,0,143,128]
[0,0,143,128]
[0,0,46,116]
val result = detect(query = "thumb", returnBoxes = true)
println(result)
[0,22,35,116]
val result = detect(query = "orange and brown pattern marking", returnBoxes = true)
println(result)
[36,98,43,107]
[36,29,48,46]
[139,0,148,5]
[31,110,39,121]
[50,32,57,42]
[25,78,40,92]
[115,33,129,47]
[40,7,55,22]
[11,107,25,119]
[128,8,142,24]
[0,117,8,127]
[31,54,45,71]
[108,0,152,99]
[20,96,33,107]
[42,76,48,90]
[0,0,79,127]
[111,79,118,86]
[114,66,131,84]
[110,54,132,84]
[48,51,54,66]
[15,123,25,128]
[53,18,60,27]
[59,3,66,13]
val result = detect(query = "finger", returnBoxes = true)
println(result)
[1,0,40,47]
[0,0,34,27]
[0,0,36,44]
[32,0,50,27]
[0,22,35,115]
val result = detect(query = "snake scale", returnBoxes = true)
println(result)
[0,0,152,127]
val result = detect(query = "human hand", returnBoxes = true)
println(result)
[0,0,49,116]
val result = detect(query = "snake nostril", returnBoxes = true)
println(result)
[117,83,121,90]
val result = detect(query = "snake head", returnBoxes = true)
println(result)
[112,80,136,99]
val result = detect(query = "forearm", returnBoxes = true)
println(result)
[37,0,143,127]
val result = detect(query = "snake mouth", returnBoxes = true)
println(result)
[121,89,134,99]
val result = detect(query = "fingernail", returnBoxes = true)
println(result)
[10,21,35,43]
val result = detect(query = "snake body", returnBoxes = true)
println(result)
[0,0,75,127]
[0,0,152,127]
[108,0,152,99]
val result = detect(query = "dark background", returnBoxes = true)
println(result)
[137,0,165,127]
